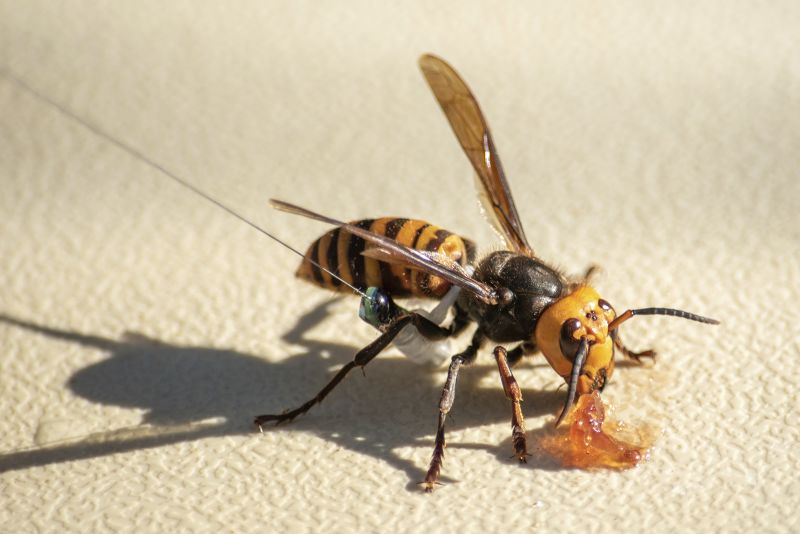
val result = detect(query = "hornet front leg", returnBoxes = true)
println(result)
[494,345,529,462]
[611,330,656,363]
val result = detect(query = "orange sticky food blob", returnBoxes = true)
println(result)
[540,391,654,469]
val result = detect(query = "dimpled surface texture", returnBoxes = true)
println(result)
[1,2,798,532]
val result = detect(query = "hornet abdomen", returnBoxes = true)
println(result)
[296,217,474,298]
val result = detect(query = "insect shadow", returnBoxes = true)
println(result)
[0,301,566,487]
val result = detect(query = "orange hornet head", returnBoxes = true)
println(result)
[534,286,618,425]
[535,285,719,426]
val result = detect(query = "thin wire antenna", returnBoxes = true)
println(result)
[0,67,370,300]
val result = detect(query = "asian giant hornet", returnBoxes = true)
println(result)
[255,54,718,491]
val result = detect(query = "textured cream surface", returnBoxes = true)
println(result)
[1,1,798,532]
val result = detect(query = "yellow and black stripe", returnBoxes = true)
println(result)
[296,217,474,298]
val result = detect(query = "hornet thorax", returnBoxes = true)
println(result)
[458,250,565,343]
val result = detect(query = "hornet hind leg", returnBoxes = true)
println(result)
[254,311,457,428]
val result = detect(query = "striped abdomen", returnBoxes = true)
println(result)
[296,217,474,298]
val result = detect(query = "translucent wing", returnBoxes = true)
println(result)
[270,199,499,304]
[418,54,533,255]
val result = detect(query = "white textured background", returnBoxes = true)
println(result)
[1,1,798,532]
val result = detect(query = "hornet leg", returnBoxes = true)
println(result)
[255,313,419,428]
[423,329,485,492]
[611,330,656,363]
[505,341,536,368]
[494,346,529,462]
[581,264,601,284]
[567,264,602,292]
